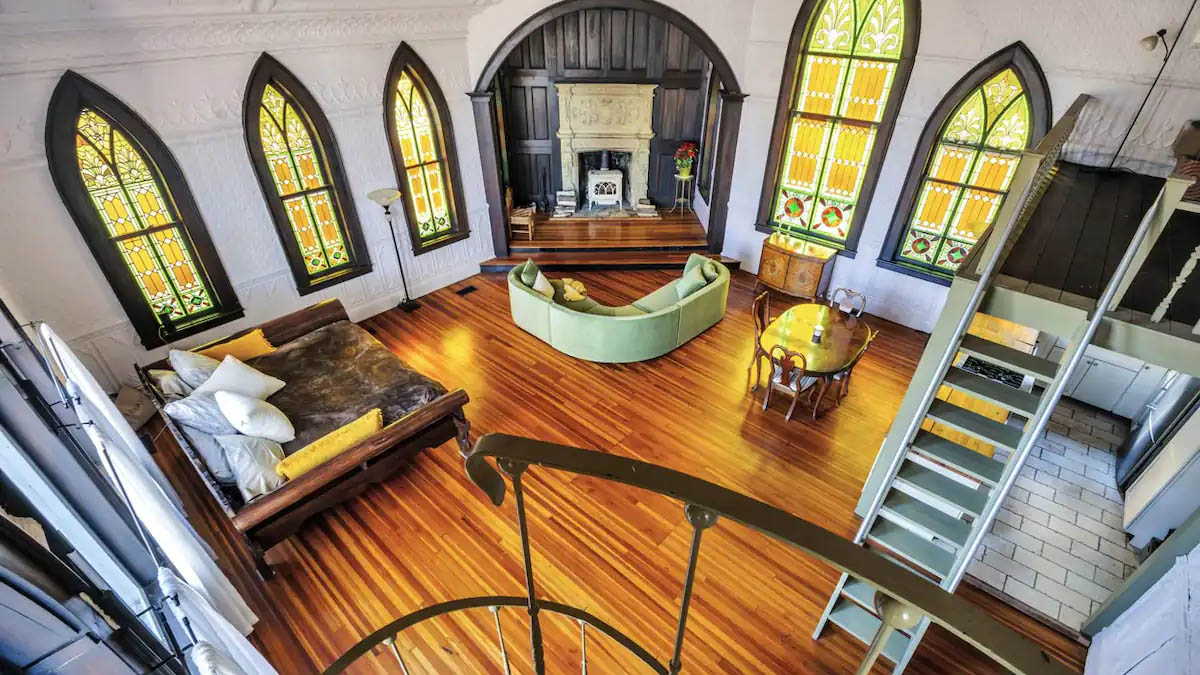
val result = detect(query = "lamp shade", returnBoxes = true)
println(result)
[1140,34,1161,50]
[367,188,402,206]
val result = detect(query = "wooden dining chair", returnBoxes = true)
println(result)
[748,291,772,390]
[828,287,867,316]
[506,187,536,241]
[833,326,879,403]
[762,344,810,421]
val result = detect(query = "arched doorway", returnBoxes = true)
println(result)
[469,0,746,258]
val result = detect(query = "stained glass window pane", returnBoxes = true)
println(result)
[74,109,214,322]
[258,83,349,275]
[893,66,1033,275]
[770,0,906,245]
[392,69,456,240]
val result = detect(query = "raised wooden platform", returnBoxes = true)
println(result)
[484,211,736,272]
[480,250,740,272]
[511,211,708,252]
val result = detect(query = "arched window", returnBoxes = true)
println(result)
[46,71,242,347]
[244,54,371,294]
[881,43,1050,281]
[385,43,469,254]
[756,0,919,252]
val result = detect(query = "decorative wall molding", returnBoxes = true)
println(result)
[0,7,480,77]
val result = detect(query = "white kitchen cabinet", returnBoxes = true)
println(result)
[1113,364,1170,420]
[1068,356,1140,411]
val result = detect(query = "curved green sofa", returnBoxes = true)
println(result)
[507,254,729,363]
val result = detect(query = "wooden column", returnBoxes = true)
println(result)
[470,89,508,259]
[705,91,747,254]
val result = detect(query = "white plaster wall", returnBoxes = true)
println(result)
[0,2,498,391]
[470,0,1200,333]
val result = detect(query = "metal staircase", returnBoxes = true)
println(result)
[813,94,1188,673]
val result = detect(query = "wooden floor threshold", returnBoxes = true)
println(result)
[480,251,740,272]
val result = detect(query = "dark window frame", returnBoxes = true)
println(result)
[697,62,722,203]
[45,71,243,348]
[384,43,471,256]
[876,42,1052,285]
[753,0,921,257]
[243,53,372,295]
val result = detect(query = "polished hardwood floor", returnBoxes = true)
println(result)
[151,269,1088,674]
[509,211,708,250]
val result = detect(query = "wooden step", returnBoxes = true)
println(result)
[827,599,912,664]
[895,461,988,517]
[909,431,1005,486]
[867,519,955,579]
[942,368,1041,417]
[880,491,971,549]
[480,251,739,272]
[926,399,1025,453]
[958,335,1058,383]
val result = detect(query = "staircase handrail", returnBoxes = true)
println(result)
[454,433,1076,675]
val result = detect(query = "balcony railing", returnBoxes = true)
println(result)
[324,433,1076,675]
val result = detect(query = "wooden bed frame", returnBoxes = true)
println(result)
[137,299,470,576]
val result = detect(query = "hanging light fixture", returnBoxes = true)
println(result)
[367,188,420,312]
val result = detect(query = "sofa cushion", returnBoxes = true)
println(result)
[519,259,539,286]
[551,280,599,313]
[701,260,719,282]
[632,280,681,313]
[531,271,555,298]
[683,252,709,277]
[584,304,646,317]
[676,265,709,300]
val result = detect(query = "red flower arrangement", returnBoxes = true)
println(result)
[674,141,698,168]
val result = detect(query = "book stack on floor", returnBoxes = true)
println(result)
[635,198,659,218]
[553,191,576,218]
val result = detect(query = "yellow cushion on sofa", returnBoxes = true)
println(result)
[197,329,275,362]
[275,408,383,480]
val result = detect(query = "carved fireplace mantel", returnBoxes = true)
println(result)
[556,83,656,204]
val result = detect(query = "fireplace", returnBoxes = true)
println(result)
[556,83,655,213]
[578,150,631,208]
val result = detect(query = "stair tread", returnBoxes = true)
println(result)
[927,399,1025,452]
[881,491,971,548]
[828,599,911,664]
[895,461,988,517]
[480,251,738,271]
[959,335,1058,382]
[867,519,955,579]
[943,368,1041,417]
[910,431,1005,485]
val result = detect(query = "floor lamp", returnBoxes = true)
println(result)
[367,188,420,312]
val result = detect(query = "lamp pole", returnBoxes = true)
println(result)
[383,202,420,312]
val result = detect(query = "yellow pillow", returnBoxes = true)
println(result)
[197,328,275,362]
[275,409,383,480]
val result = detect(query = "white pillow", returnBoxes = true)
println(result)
[531,271,554,299]
[214,391,295,443]
[168,350,221,389]
[180,427,235,485]
[163,394,239,436]
[148,369,193,400]
[192,355,285,399]
[215,435,285,501]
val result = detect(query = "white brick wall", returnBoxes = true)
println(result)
[966,399,1138,632]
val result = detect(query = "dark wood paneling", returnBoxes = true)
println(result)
[500,7,711,208]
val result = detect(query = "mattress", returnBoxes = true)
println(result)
[246,320,447,454]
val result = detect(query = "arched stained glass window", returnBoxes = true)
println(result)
[761,0,918,250]
[882,43,1050,281]
[385,43,468,254]
[46,72,241,347]
[244,54,370,293]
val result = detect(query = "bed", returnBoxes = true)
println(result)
[138,299,470,575]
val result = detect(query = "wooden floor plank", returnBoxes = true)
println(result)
[150,269,1087,674]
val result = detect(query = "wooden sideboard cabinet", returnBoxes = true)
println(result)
[755,233,838,300]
